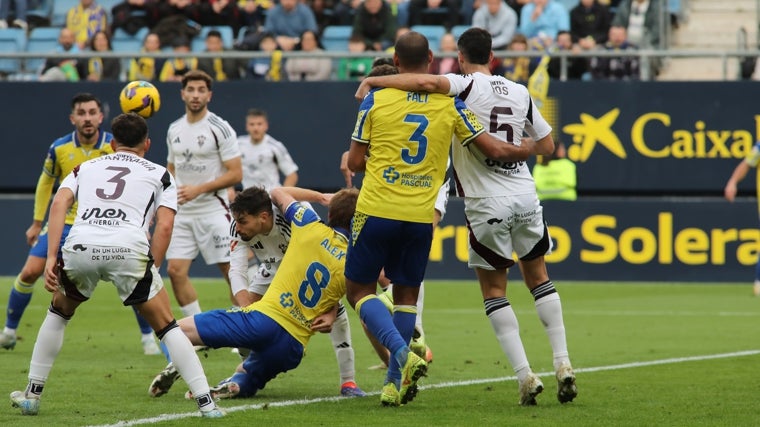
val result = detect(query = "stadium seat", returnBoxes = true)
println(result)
[26,0,53,23]
[0,28,26,75]
[450,25,470,40]
[192,26,235,52]
[321,25,352,52]
[112,27,148,53]
[25,27,61,73]
[555,0,579,11]
[51,0,79,26]
[411,25,446,51]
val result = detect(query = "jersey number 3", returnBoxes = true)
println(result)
[401,114,429,165]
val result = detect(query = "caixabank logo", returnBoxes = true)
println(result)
[561,108,759,161]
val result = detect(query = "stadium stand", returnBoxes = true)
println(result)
[0,28,26,75]
[51,0,79,27]
[112,27,148,53]
[321,25,352,52]
[411,25,446,51]
[25,26,61,73]
[191,25,235,52]
[450,25,469,40]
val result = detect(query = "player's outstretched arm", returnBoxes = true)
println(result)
[278,187,332,206]
[347,141,369,173]
[355,74,451,100]
[270,187,298,214]
[533,134,555,156]
[725,161,751,202]
[471,132,535,162]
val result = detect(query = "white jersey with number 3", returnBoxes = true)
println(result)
[60,152,177,255]
[446,72,552,197]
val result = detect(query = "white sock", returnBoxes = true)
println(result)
[141,332,155,342]
[487,300,531,383]
[180,300,202,318]
[3,326,16,336]
[415,282,425,334]
[329,308,355,384]
[535,293,570,370]
[161,327,214,411]
[28,310,70,389]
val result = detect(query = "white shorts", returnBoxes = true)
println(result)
[60,244,163,304]
[464,194,551,270]
[434,179,451,220]
[167,213,232,264]
[246,262,278,296]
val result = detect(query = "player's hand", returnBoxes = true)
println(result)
[311,312,336,333]
[177,185,201,205]
[320,193,334,206]
[724,183,737,202]
[340,151,355,188]
[26,222,42,246]
[43,258,59,292]
[355,79,373,101]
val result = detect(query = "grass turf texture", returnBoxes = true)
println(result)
[0,278,758,426]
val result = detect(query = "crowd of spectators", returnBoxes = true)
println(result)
[0,0,674,81]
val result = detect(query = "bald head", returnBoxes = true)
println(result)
[393,31,432,73]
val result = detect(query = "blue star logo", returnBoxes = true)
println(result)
[383,166,400,184]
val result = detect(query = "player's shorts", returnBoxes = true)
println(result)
[195,308,304,390]
[247,262,278,296]
[434,179,451,221]
[464,194,552,270]
[29,223,72,258]
[167,212,231,264]
[345,213,433,287]
[58,243,163,305]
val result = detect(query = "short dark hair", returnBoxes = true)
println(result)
[394,31,429,69]
[181,69,213,90]
[71,93,102,112]
[327,188,359,230]
[111,113,148,148]
[230,187,273,217]
[206,30,222,40]
[457,27,492,65]
[371,57,394,68]
[367,64,399,77]
[246,108,268,119]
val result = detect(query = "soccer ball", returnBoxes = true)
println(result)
[119,80,161,118]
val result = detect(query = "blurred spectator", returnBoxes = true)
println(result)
[66,0,109,49]
[128,31,165,81]
[353,0,396,51]
[384,25,410,52]
[547,30,587,79]
[569,0,611,47]
[111,0,151,35]
[308,0,337,34]
[246,31,285,80]
[197,0,242,34]
[589,25,639,80]
[39,28,86,82]
[263,0,318,51]
[284,29,332,80]
[159,36,198,81]
[151,12,202,48]
[428,32,460,74]
[146,0,202,29]
[533,141,577,201]
[197,29,246,80]
[498,33,532,84]
[85,30,122,81]
[387,0,411,27]
[471,0,518,50]
[518,0,569,40]
[0,0,27,30]
[333,0,362,25]
[408,0,460,29]
[237,0,272,30]
[336,33,375,80]
[610,0,660,49]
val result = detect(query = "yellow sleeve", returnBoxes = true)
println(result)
[159,61,173,82]
[33,173,56,222]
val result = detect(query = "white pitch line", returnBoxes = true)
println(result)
[86,349,760,427]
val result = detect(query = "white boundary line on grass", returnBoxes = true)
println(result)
[87,349,760,427]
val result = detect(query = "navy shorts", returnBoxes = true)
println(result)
[345,213,433,287]
[30,223,72,258]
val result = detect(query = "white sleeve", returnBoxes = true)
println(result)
[156,170,177,211]
[218,122,241,162]
[228,237,251,297]
[59,167,79,193]
[272,138,299,176]
[444,73,472,96]
[525,96,552,140]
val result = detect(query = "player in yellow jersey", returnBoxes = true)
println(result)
[0,94,161,356]
[344,31,537,406]
[175,186,359,399]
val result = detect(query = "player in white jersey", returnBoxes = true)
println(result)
[238,108,299,191]
[165,70,243,321]
[355,27,577,406]
[10,113,224,418]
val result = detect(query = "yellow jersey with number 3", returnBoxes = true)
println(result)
[351,88,484,223]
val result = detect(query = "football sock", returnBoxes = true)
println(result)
[531,281,570,370]
[28,307,70,387]
[180,300,202,318]
[415,282,425,334]
[329,305,356,384]
[231,371,257,398]
[485,297,531,382]
[161,325,213,410]
[6,275,35,330]
[132,307,153,335]
[386,306,416,387]
[356,295,407,356]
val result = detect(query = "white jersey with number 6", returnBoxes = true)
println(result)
[446,72,552,198]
